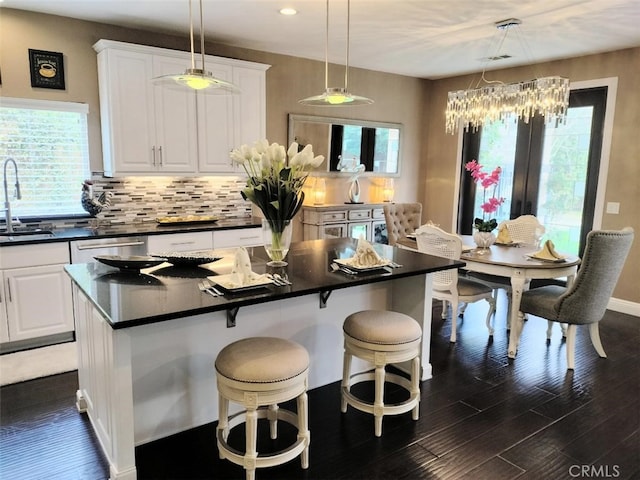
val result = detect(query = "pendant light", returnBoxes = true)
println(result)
[152,0,240,94]
[299,0,373,106]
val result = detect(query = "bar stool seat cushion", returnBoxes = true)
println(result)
[343,310,422,345]
[216,337,309,384]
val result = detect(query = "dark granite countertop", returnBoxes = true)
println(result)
[65,237,463,329]
[0,217,262,246]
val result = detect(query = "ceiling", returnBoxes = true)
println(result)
[4,0,640,79]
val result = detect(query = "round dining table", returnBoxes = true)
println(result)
[398,235,581,358]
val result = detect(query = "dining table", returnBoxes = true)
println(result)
[397,235,581,358]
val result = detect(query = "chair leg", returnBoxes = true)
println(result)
[589,323,607,358]
[485,296,496,336]
[449,300,459,343]
[341,351,352,413]
[565,324,577,370]
[546,320,554,340]
[441,300,448,319]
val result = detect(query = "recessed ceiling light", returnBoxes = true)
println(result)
[279,7,297,16]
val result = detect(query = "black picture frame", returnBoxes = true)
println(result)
[29,49,65,90]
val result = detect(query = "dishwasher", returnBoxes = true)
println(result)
[70,236,148,264]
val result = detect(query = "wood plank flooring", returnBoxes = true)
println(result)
[1,298,638,479]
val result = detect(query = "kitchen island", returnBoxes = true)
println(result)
[65,238,463,480]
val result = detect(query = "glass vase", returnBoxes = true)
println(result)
[262,219,293,266]
[473,230,496,254]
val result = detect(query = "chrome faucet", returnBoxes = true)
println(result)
[3,158,22,233]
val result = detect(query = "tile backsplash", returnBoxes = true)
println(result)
[86,176,251,225]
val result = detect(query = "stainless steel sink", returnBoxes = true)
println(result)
[0,229,55,241]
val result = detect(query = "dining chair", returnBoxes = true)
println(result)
[514,227,634,370]
[383,203,422,246]
[415,224,495,342]
[467,214,546,326]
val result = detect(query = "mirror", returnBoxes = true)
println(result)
[288,114,402,176]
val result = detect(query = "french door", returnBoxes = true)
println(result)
[458,86,607,256]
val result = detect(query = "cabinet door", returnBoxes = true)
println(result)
[98,48,156,175]
[4,265,74,341]
[233,67,266,146]
[322,223,347,239]
[152,55,198,173]
[197,63,235,173]
[0,273,9,343]
[348,222,371,241]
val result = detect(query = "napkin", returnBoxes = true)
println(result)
[345,237,389,268]
[496,224,513,244]
[531,239,566,261]
[226,247,270,288]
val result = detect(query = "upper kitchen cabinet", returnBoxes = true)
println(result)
[93,40,269,177]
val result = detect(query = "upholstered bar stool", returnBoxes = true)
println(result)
[341,310,422,437]
[215,337,310,480]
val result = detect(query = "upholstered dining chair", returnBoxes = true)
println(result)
[415,224,495,343]
[514,227,634,370]
[383,203,422,246]
[467,214,546,326]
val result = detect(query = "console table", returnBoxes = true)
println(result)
[302,203,388,242]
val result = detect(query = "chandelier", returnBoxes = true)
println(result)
[445,19,569,134]
[152,0,240,94]
[299,0,373,106]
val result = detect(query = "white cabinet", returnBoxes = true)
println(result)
[95,45,198,175]
[0,243,74,344]
[94,40,269,177]
[212,227,262,248]
[147,231,214,253]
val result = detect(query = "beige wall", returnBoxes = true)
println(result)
[1,9,638,304]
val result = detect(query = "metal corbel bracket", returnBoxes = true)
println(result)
[319,290,332,308]
[227,307,240,328]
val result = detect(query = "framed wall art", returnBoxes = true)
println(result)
[29,49,65,89]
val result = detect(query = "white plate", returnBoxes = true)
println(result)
[208,274,273,292]
[461,244,475,252]
[334,258,392,271]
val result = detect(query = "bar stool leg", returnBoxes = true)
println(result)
[267,404,279,439]
[411,356,420,420]
[341,351,352,413]
[244,407,258,480]
[374,363,385,437]
[297,392,310,469]
[217,394,229,459]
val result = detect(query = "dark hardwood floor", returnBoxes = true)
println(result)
[2,297,639,479]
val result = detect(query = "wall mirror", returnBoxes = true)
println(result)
[288,114,402,176]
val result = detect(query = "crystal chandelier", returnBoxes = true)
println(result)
[445,19,569,134]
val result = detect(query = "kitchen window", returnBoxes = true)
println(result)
[0,97,90,219]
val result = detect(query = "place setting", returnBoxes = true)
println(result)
[524,239,568,263]
[200,247,289,297]
[331,238,401,276]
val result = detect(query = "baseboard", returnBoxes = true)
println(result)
[608,297,640,317]
[0,341,78,386]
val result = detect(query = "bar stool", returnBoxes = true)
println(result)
[341,310,422,437]
[215,337,310,480]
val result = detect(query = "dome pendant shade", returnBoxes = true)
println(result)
[151,0,240,95]
[299,0,373,107]
[300,87,374,106]
[153,68,241,94]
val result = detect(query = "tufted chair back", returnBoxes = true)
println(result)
[383,203,422,246]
